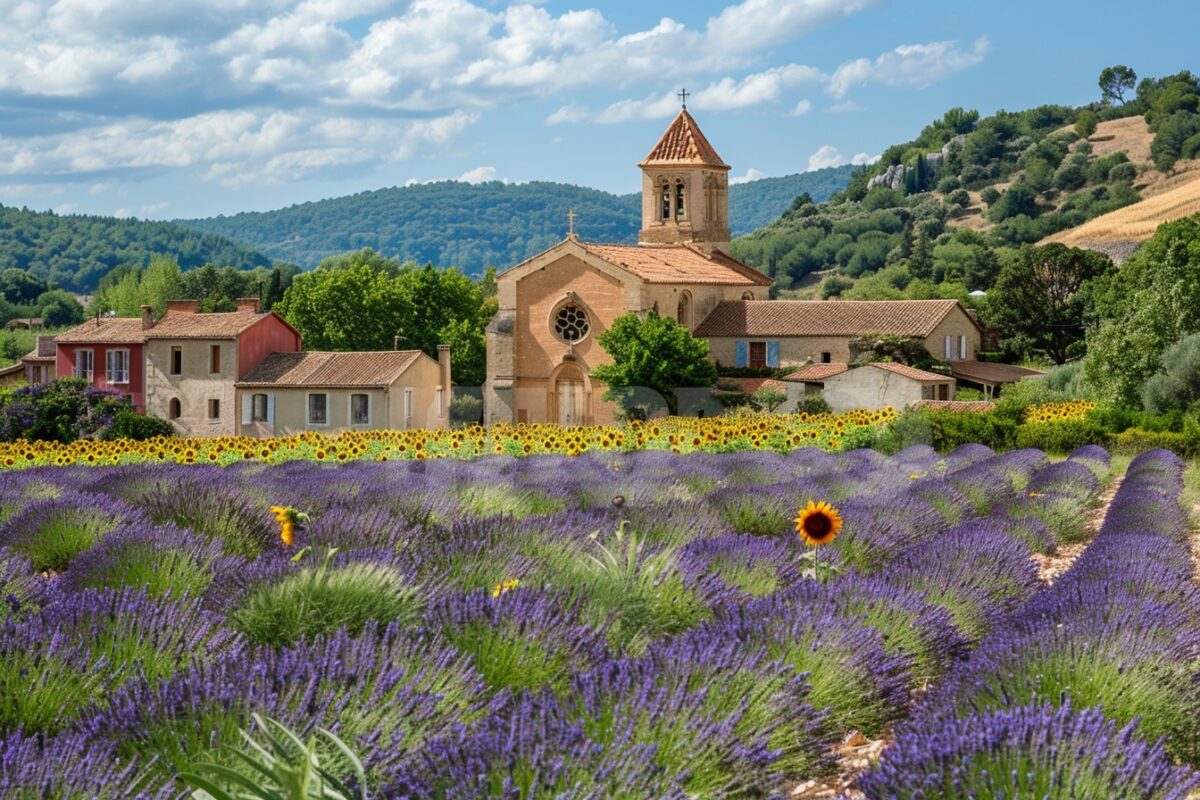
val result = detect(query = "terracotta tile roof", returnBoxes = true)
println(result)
[639,110,729,168]
[0,362,23,377]
[55,317,147,344]
[693,299,966,338]
[715,377,790,395]
[869,362,952,383]
[21,351,54,363]
[148,308,274,340]
[950,360,1045,386]
[784,363,850,381]
[911,400,997,413]
[237,351,425,388]
[581,242,771,286]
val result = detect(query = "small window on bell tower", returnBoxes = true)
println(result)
[675,181,686,220]
[660,182,671,220]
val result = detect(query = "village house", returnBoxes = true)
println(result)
[694,299,982,369]
[0,334,56,387]
[235,346,451,436]
[784,361,957,413]
[485,103,772,425]
[54,299,302,435]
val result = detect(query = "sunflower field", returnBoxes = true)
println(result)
[3,441,1198,796]
[0,408,895,469]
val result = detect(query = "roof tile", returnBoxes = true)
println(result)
[237,351,425,388]
[869,362,952,382]
[639,110,728,168]
[581,243,771,286]
[950,360,1046,385]
[693,299,966,338]
[55,317,147,344]
[784,363,850,381]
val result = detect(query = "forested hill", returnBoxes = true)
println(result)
[177,166,855,273]
[0,205,273,293]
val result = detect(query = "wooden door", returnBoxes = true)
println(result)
[557,379,584,426]
[749,342,767,369]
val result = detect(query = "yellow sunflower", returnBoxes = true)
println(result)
[794,500,843,547]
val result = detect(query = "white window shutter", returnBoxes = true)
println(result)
[241,394,252,425]
[266,394,275,425]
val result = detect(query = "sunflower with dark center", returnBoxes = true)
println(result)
[795,500,843,546]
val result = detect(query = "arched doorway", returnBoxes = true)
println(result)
[552,364,587,426]
[677,291,692,328]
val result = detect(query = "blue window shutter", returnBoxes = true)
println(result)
[766,340,780,368]
[735,340,748,368]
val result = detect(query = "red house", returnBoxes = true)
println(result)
[55,317,148,409]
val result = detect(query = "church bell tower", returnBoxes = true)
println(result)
[637,90,731,255]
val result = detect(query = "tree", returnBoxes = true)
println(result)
[751,386,789,413]
[1075,110,1099,139]
[36,290,85,327]
[907,228,934,280]
[591,311,717,417]
[1141,333,1200,413]
[1086,215,1200,405]
[0,269,49,305]
[984,243,1114,364]
[1099,65,1137,105]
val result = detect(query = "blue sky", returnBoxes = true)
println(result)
[0,0,1196,221]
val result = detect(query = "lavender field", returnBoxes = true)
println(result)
[1,445,1198,798]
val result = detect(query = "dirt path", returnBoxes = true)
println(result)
[791,471,1125,798]
[1031,474,1123,584]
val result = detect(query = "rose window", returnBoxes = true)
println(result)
[554,303,590,343]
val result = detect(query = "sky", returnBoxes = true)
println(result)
[0,0,1197,221]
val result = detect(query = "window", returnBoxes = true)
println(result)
[207,399,220,420]
[252,393,269,422]
[308,393,328,425]
[170,346,182,376]
[677,291,691,327]
[106,349,130,384]
[749,342,767,369]
[351,393,370,425]
[821,352,832,364]
[944,335,953,360]
[436,388,444,418]
[675,181,686,220]
[741,291,754,300]
[958,335,967,360]
[404,388,414,429]
[553,303,590,344]
[660,182,670,220]
[209,345,221,374]
[169,398,181,420]
[74,349,94,380]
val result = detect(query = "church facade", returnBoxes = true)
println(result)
[484,107,772,426]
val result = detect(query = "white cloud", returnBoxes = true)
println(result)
[851,152,880,165]
[807,145,847,170]
[788,99,812,116]
[140,201,170,216]
[458,166,498,184]
[705,0,883,55]
[545,105,591,126]
[829,100,863,113]
[828,37,990,98]
[729,167,766,185]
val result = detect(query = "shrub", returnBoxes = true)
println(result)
[1111,428,1200,458]
[794,394,831,415]
[0,379,128,443]
[99,410,175,441]
[449,393,483,426]
[1109,161,1138,182]
[1014,420,1110,453]
[234,556,422,647]
[1141,332,1200,413]
[1075,110,1099,138]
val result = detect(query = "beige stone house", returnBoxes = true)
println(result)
[140,299,303,436]
[785,362,956,413]
[694,299,982,369]
[485,106,771,425]
[235,346,451,437]
[0,335,56,387]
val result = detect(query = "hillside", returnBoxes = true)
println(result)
[177,167,854,273]
[0,205,273,293]
[731,69,1200,298]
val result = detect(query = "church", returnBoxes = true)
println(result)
[484,102,772,426]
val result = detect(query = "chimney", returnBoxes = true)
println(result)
[437,344,452,394]
[165,299,200,314]
[141,305,155,330]
[236,297,259,313]
[393,335,400,351]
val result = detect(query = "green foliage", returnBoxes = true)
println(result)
[0,378,130,443]
[179,171,854,274]
[1075,110,1099,139]
[0,204,270,292]
[275,249,495,386]
[234,553,422,647]
[12,507,119,573]
[1149,110,1200,171]
[99,410,176,441]
[983,244,1114,364]
[879,408,1017,454]
[1014,420,1111,455]
[449,393,484,426]
[76,540,213,600]
[592,311,717,417]
[180,714,366,800]
[750,386,788,412]
[1110,427,1200,459]
[92,258,298,318]
[1099,65,1137,105]
[1086,214,1200,405]
[1141,332,1200,413]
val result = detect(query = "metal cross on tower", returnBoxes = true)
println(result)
[567,208,577,236]
[678,88,689,109]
